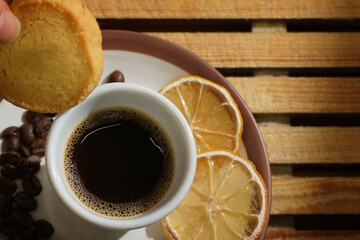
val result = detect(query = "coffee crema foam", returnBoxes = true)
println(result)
[64,107,174,219]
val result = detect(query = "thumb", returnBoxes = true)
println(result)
[0,4,21,43]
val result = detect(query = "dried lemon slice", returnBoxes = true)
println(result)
[163,150,268,240]
[160,76,242,153]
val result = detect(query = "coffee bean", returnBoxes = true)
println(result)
[0,219,18,236]
[30,139,46,158]
[107,70,125,83]
[30,149,44,158]
[0,194,13,217]
[9,208,34,228]
[0,152,21,166]
[24,112,45,124]
[17,161,27,179]
[33,220,54,239]
[26,156,41,167]
[0,177,17,195]
[44,113,57,118]
[9,235,22,240]
[18,156,41,177]
[13,191,37,211]
[34,117,52,139]
[20,123,36,147]
[19,230,39,240]
[2,135,21,152]
[19,145,31,158]
[1,127,18,139]
[18,156,41,178]
[1,120,52,239]
[22,175,42,196]
[1,164,18,180]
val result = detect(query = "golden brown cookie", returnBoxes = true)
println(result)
[0,0,104,113]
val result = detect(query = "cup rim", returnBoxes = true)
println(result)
[45,83,197,230]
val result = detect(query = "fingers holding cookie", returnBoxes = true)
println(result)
[0,0,104,113]
[0,0,21,43]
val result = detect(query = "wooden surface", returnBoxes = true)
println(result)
[272,177,360,214]
[229,77,360,113]
[148,33,360,68]
[260,127,360,164]
[84,0,360,19]
[84,0,360,239]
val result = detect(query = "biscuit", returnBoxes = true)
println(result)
[0,0,104,113]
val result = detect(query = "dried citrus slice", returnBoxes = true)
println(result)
[160,76,242,153]
[162,150,268,240]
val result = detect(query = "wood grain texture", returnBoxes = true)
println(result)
[228,77,360,113]
[148,33,360,68]
[272,177,360,214]
[260,127,360,164]
[83,0,360,19]
[266,230,360,239]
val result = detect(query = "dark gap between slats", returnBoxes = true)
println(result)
[271,164,360,177]
[254,19,360,32]
[97,19,251,32]
[217,68,254,77]
[270,215,360,230]
[286,19,360,32]
[288,68,360,77]
[268,215,294,228]
[218,68,360,77]
[98,19,360,33]
[254,114,360,127]
[290,114,360,127]
[295,215,360,230]
[293,164,360,177]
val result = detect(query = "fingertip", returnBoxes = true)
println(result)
[0,10,21,43]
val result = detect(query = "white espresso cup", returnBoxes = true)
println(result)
[46,83,196,230]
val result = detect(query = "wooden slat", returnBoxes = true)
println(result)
[228,77,360,113]
[148,33,360,68]
[272,177,360,214]
[266,230,360,239]
[84,0,360,19]
[260,127,360,164]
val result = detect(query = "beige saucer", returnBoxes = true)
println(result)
[0,0,104,113]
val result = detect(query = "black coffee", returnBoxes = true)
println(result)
[64,107,174,218]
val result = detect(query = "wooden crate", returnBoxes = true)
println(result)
[85,0,360,238]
